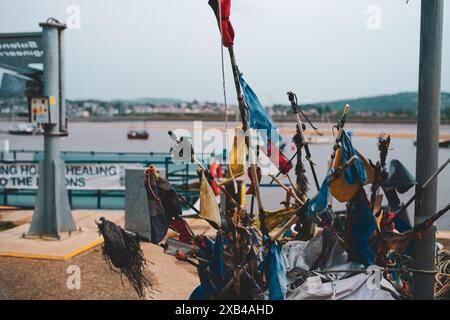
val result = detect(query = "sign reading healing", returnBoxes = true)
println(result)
[0,163,138,190]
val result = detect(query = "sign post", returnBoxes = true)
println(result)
[413,0,444,299]
[27,20,76,239]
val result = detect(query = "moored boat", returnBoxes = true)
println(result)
[127,129,149,140]
[8,123,38,135]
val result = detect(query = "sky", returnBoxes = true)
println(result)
[0,0,449,105]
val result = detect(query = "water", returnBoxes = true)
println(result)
[1,120,449,230]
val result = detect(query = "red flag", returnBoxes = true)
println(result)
[265,140,293,175]
[246,166,262,195]
[208,0,235,48]
[169,219,192,243]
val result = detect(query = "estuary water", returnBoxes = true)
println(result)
[1,120,449,230]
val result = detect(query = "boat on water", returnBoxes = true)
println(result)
[305,136,331,144]
[127,129,149,140]
[8,123,40,135]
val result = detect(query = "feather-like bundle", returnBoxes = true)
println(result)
[97,217,154,299]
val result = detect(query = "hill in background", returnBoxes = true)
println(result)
[305,92,450,113]
[1,91,450,119]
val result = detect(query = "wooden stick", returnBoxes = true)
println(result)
[248,151,264,212]
[287,91,320,191]
[328,155,358,184]
[192,155,243,211]
[329,104,350,170]
[285,173,303,201]
[269,174,304,205]
[269,214,298,241]
[228,46,267,234]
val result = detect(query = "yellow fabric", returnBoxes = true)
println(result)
[373,194,384,232]
[227,127,246,179]
[240,180,246,207]
[329,147,375,202]
[254,207,297,232]
[375,209,384,232]
[199,170,222,228]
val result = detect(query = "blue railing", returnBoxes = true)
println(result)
[0,150,212,209]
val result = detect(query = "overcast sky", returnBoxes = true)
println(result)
[0,0,449,104]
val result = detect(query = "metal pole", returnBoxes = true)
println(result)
[27,20,75,239]
[58,27,67,133]
[413,0,444,300]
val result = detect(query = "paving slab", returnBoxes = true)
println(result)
[0,210,123,261]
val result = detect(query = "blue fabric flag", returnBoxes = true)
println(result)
[195,237,216,298]
[210,233,226,284]
[239,75,276,133]
[239,75,293,175]
[352,190,377,266]
[189,285,206,300]
[393,216,412,233]
[306,173,331,223]
[259,241,287,300]
[341,130,367,185]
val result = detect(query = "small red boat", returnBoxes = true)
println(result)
[127,129,149,140]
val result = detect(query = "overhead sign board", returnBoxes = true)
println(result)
[0,32,43,74]
[0,73,27,96]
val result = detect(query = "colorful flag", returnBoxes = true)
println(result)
[306,174,331,223]
[169,219,192,243]
[239,75,292,175]
[341,130,367,185]
[208,0,235,48]
[199,170,222,228]
[145,173,182,244]
[330,130,375,202]
[259,242,287,300]
[227,127,246,178]
[246,166,262,195]
[239,75,275,132]
[351,190,377,266]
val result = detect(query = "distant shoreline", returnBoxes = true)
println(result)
[2,114,449,125]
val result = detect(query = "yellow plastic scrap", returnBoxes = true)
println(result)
[219,127,246,187]
[254,207,297,232]
[329,147,375,202]
[199,170,222,228]
[375,209,384,232]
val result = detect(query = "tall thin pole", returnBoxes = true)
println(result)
[413,0,444,300]
[27,21,75,239]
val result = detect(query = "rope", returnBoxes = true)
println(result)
[311,267,437,275]
[218,0,227,127]
[146,167,160,201]
[217,0,237,193]
[435,249,450,298]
